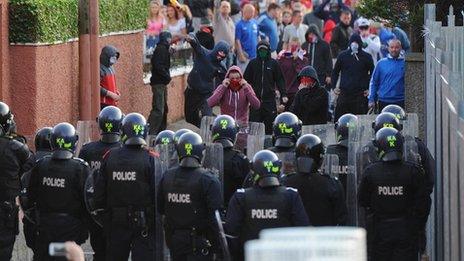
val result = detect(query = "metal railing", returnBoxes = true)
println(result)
[424,4,464,260]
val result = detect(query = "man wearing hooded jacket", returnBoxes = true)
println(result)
[290,66,329,125]
[184,33,230,128]
[302,24,333,90]
[100,45,121,110]
[243,40,287,135]
[332,33,374,121]
[148,31,172,135]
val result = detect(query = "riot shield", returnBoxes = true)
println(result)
[346,114,376,226]
[84,169,105,227]
[154,144,172,261]
[275,152,296,176]
[76,120,99,156]
[19,170,36,224]
[238,122,265,160]
[202,143,224,188]
[321,154,340,179]
[215,210,231,261]
[200,116,216,144]
[264,135,273,149]
[403,135,420,164]
[302,123,337,146]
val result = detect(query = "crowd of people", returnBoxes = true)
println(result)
[0,1,430,261]
[145,0,411,136]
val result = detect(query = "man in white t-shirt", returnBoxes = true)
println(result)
[357,18,381,65]
[282,10,308,50]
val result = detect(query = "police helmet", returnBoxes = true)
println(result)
[176,132,205,167]
[211,115,239,148]
[335,113,358,146]
[372,112,402,133]
[121,113,148,145]
[173,129,192,145]
[51,123,78,153]
[272,112,302,148]
[98,106,124,135]
[295,134,325,172]
[373,127,404,161]
[381,105,406,121]
[35,127,53,151]
[252,150,282,187]
[155,130,175,146]
[0,102,13,135]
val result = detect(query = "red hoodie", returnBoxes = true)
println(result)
[207,66,260,124]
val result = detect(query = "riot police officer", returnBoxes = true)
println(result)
[27,122,90,260]
[326,113,358,192]
[226,150,309,261]
[0,101,30,260]
[269,112,302,153]
[282,134,348,226]
[269,112,302,176]
[381,105,435,256]
[173,128,193,145]
[211,115,250,208]
[154,129,175,146]
[78,106,123,261]
[94,113,157,261]
[157,132,223,260]
[358,127,428,261]
[21,126,54,258]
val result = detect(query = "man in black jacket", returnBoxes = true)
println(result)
[244,40,287,135]
[290,66,329,125]
[148,31,172,135]
[330,9,353,58]
[332,33,374,121]
[302,24,333,89]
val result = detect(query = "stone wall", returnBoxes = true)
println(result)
[5,31,187,137]
[405,52,425,139]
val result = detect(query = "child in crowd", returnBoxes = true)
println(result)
[145,0,165,51]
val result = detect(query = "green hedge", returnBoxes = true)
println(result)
[9,0,147,43]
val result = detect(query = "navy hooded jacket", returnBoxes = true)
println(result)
[187,33,230,95]
[331,34,374,95]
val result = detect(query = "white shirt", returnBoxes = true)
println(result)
[362,34,381,65]
[168,18,186,37]
[282,23,309,45]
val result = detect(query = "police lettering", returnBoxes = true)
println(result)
[251,209,278,219]
[168,193,191,203]
[90,161,101,171]
[112,171,136,181]
[42,177,65,188]
[378,186,403,195]
[332,165,348,174]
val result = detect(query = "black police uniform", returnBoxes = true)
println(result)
[95,145,157,261]
[78,140,121,261]
[226,186,309,260]
[21,149,53,257]
[157,166,223,261]
[28,153,90,260]
[283,170,347,226]
[358,160,428,261]
[0,136,30,260]
[223,147,249,208]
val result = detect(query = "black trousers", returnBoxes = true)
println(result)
[249,103,277,135]
[89,221,106,261]
[184,87,213,128]
[335,92,368,122]
[148,84,168,135]
[370,218,415,261]
[106,224,154,261]
[0,207,17,261]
